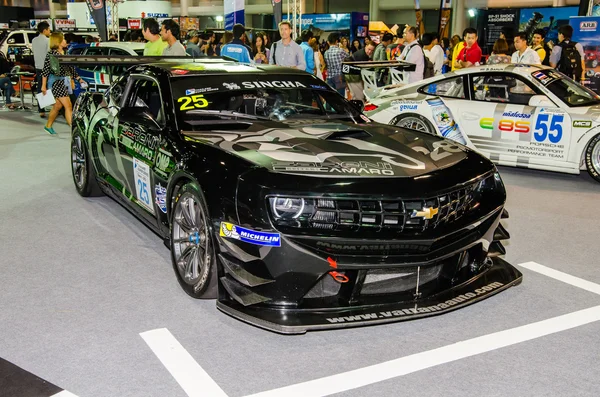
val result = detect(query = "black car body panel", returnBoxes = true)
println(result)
[69,58,522,334]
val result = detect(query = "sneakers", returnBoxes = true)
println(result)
[44,126,57,135]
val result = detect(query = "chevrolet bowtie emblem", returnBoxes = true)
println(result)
[411,207,439,220]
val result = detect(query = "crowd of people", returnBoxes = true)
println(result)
[4,16,588,133]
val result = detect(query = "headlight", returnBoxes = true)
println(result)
[270,197,305,219]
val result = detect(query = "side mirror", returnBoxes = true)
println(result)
[349,99,364,112]
[118,107,161,130]
[529,95,554,107]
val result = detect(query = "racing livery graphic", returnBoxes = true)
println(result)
[67,57,521,333]
[365,64,600,182]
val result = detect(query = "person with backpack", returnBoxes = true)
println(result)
[399,26,425,83]
[550,25,585,83]
[422,32,444,76]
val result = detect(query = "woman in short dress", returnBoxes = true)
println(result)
[41,32,85,135]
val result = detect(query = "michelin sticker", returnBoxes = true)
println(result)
[155,184,167,213]
[220,222,281,247]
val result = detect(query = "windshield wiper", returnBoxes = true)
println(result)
[186,109,272,121]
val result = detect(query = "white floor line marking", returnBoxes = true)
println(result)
[244,305,600,397]
[140,328,228,397]
[50,391,79,397]
[518,261,600,295]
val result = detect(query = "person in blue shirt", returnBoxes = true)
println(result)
[299,30,316,74]
[221,24,252,63]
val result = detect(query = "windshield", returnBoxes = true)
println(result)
[170,74,362,128]
[531,70,600,107]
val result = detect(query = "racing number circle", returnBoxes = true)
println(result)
[170,183,217,298]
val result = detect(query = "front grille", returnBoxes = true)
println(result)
[308,183,478,233]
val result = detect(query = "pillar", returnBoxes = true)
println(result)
[180,0,189,17]
[49,0,57,19]
[451,0,466,37]
[553,0,567,6]
[369,0,379,22]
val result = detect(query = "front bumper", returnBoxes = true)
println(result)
[217,257,521,334]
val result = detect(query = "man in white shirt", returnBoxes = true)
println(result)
[511,31,541,65]
[399,26,424,84]
[32,21,50,117]
[422,32,444,75]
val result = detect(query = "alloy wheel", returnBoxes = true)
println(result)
[71,135,86,189]
[396,116,432,133]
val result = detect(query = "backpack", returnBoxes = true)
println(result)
[422,48,435,79]
[533,44,551,66]
[557,41,582,78]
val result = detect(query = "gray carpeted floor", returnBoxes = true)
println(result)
[1,108,600,396]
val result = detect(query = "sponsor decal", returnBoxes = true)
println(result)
[219,222,281,247]
[360,114,371,123]
[427,98,467,145]
[223,82,240,90]
[502,111,532,119]
[241,81,307,89]
[186,87,218,96]
[581,21,598,32]
[316,241,430,252]
[272,161,395,175]
[154,149,174,177]
[172,64,205,71]
[171,69,189,75]
[177,94,209,111]
[411,206,439,220]
[186,89,196,95]
[133,158,154,215]
[121,126,160,161]
[539,107,565,114]
[155,184,167,213]
[573,120,592,128]
[480,118,530,133]
[396,104,418,111]
[325,281,505,323]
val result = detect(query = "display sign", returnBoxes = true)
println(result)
[519,7,579,44]
[85,0,108,41]
[127,19,142,29]
[179,17,199,31]
[0,23,9,29]
[54,19,76,30]
[483,9,519,54]
[571,16,600,94]
[29,19,52,30]
[224,0,245,31]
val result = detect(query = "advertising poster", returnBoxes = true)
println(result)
[85,0,108,41]
[519,7,578,44]
[483,9,519,54]
[54,19,76,30]
[179,17,199,31]
[127,19,141,30]
[570,16,600,94]
[224,0,245,31]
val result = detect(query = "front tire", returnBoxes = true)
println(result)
[391,113,436,135]
[585,134,600,183]
[170,183,218,299]
[71,131,102,197]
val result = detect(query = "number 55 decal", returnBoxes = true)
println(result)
[534,114,563,143]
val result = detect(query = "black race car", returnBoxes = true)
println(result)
[69,57,522,334]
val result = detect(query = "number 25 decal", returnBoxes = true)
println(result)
[534,114,563,143]
[178,94,209,111]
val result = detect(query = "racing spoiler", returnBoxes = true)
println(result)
[342,59,416,101]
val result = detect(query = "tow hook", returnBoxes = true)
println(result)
[327,257,349,283]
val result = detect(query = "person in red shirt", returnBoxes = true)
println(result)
[454,27,482,69]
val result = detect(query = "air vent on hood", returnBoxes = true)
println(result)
[325,129,372,140]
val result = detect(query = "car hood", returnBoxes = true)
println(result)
[182,120,469,178]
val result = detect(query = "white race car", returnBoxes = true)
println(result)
[364,64,600,182]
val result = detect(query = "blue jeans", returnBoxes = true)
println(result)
[36,69,43,112]
[327,75,346,96]
[0,76,15,104]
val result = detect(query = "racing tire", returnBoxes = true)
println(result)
[585,134,600,183]
[391,113,437,135]
[71,131,102,197]
[170,182,218,299]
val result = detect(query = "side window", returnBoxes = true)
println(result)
[27,33,37,43]
[108,48,130,75]
[82,47,108,73]
[127,78,165,127]
[472,74,537,105]
[8,33,25,44]
[420,77,465,99]
[106,74,129,106]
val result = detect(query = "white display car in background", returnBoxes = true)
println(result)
[364,64,600,182]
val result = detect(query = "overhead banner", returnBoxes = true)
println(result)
[272,0,282,25]
[224,0,245,31]
[571,16,600,94]
[438,0,451,39]
[85,0,108,41]
[414,0,425,38]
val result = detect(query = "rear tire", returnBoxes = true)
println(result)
[391,113,436,135]
[71,131,102,197]
[170,182,218,299]
[585,134,600,183]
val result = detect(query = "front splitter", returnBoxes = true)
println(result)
[216,257,522,335]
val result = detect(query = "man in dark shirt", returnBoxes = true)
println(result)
[345,42,375,102]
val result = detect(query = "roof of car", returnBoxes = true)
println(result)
[452,63,550,78]
[147,59,312,77]
[91,42,146,50]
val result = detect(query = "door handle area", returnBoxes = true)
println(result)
[461,112,480,120]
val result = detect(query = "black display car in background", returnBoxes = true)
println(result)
[68,57,521,334]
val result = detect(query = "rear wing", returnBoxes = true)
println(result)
[342,60,416,100]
